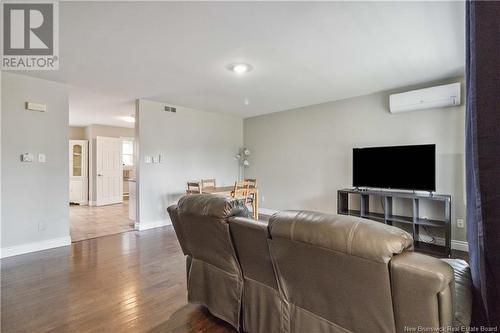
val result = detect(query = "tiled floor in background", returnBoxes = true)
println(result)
[70,199,134,242]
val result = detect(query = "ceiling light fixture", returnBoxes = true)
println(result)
[228,63,252,74]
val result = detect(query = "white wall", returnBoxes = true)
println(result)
[85,124,134,139]
[244,81,466,242]
[69,126,85,140]
[0,71,2,249]
[1,73,70,257]
[135,99,242,230]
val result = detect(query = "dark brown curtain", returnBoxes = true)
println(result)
[465,0,500,328]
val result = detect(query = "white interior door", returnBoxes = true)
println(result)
[96,136,123,206]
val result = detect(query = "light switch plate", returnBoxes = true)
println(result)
[21,153,34,162]
[38,153,46,163]
[144,156,152,164]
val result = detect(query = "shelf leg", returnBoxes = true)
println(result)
[445,200,452,257]
[337,192,348,215]
[384,196,393,225]
[412,198,419,243]
[360,194,369,217]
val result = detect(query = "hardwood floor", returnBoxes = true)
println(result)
[1,226,236,333]
[70,200,134,242]
[2,214,468,333]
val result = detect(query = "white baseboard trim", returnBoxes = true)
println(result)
[0,236,72,259]
[416,235,469,252]
[89,201,96,206]
[134,218,172,231]
[450,240,469,252]
[259,208,278,216]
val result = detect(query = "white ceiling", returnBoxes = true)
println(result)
[17,1,465,127]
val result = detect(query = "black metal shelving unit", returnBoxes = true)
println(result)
[337,188,451,257]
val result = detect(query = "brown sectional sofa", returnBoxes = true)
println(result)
[167,194,472,333]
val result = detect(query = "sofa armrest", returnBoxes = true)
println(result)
[390,252,455,333]
[167,204,190,255]
[441,259,472,328]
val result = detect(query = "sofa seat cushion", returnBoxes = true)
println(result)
[441,259,472,328]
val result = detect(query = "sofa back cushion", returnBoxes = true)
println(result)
[268,210,413,333]
[176,194,248,273]
[269,210,413,263]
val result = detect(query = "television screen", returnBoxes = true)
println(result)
[353,144,435,191]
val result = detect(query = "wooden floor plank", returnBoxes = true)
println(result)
[1,226,236,333]
[1,213,467,332]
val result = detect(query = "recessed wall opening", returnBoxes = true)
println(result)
[69,120,136,242]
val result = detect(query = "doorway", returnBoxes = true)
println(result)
[95,136,123,206]
[68,126,136,242]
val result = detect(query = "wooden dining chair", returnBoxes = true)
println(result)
[201,178,216,190]
[243,179,258,217]
[244,178,257,188]
[186,182,201,195]
[232,180,258,220]
[232,180,251,202]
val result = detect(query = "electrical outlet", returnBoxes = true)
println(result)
[38,153,46,163]
[38,221,46,232]
[457,218,465,228]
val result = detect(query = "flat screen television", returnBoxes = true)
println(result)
[353,144,435,191]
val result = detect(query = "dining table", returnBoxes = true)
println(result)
[201,186,259,220]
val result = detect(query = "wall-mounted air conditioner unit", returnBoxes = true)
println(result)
[389,82,461,113]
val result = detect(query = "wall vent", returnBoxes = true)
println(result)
[164,106,177,113]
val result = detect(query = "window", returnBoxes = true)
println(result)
[72,144,82,176]
[122,139,134,166]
